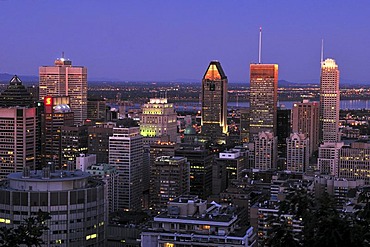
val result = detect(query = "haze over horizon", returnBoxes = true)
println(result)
[0,1,369,83]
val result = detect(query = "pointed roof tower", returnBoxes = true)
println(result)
[203,61,227,80]
[0,75,33,107]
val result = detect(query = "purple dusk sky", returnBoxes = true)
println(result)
[0,1,369,83]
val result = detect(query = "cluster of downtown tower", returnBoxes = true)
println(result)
[0,44,364,247]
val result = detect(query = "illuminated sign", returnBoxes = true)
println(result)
[44,96,53,106]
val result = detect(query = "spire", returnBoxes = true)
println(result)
[321,39,324,64]
[258,27,262,64]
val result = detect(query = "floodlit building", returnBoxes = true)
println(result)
[201,61,228,143]
[140,98,178,144]
[249,64,278,140]
[320,58,340,143]
[39,56,87,125]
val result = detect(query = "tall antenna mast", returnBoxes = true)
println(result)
[258,27,262,64]
[62,51,65,59]
[321,39,324,63]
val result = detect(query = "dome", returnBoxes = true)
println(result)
[54,104,71,113]
[184,126,196,135]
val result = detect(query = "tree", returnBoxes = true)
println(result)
[0,210,51,247]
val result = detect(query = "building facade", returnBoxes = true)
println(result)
[0,169,106,246]
[0,108,37,180]
[150,156,190,213]
[286,133,309,173]
[39,57,87,125]
[140,98,178,144]
[109,127,142,211]
[249,64,278,140]
[292,100,320,156]
[254,132,277,171]
[320,58,340,143]
[201,61,228,143]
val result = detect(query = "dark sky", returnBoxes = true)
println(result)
[0,1,369,83]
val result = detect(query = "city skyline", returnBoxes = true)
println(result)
[0,1,370,83]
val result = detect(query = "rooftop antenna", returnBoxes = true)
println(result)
[258,27,262,64]
[321,39,324,64]
[62,51,65,59]
[165,90,168,99]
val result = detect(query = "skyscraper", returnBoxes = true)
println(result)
[292,100,320,156]
[140,98,178,144]
[39,56,87,125]
[0,75,33,107]
[109,127,142,211]
[249,64,278,141]
[201,61,228,142]
[0,107,37,179]
[320,58,340,143]
[286,133,309,173]
[254,131,277,171]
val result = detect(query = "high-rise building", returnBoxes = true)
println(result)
[109,127,142,211]
[40,96,74,167]
[286,133,309,173]
[318,142,344,176]
[254,131,277,171]
[39,57,87,125]
[175,143,214,198]
[0,75,33,107]
[249,64,278,141]
[292,100,320,156]
[338,142,370,184]
[88,122,115,164]
[0,168,106,246]
[320,58,340,143]
[277,108,291,158]
[201,61,228,143]
[60,125,88,167]
[87,98,107,121]
[0,107,37,180]
[140,98,178,144]
[150,156,190,212]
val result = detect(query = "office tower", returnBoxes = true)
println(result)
[318,142,344,176]
[40,96,74,167]
[140,98,178,144]
[286,133,309,172]
[0,75,33,107]
[87,98,107,121]
[0,107,37,180]
[0,168,106,246]
[109,127,142,211]
[39,56,87,125]
[175,143,214,198]
[320,58,340,143]
[86,163,119,213]
[60,125,88,167]
[141,195,256,247]
[338,142,370,184]
[254,131,277,171]
[201,61,228,143]
[249,64,278,141]
[277,108,291,158]
[150,156,190,212]
[88,123,115,164]
[292,100,320,156]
